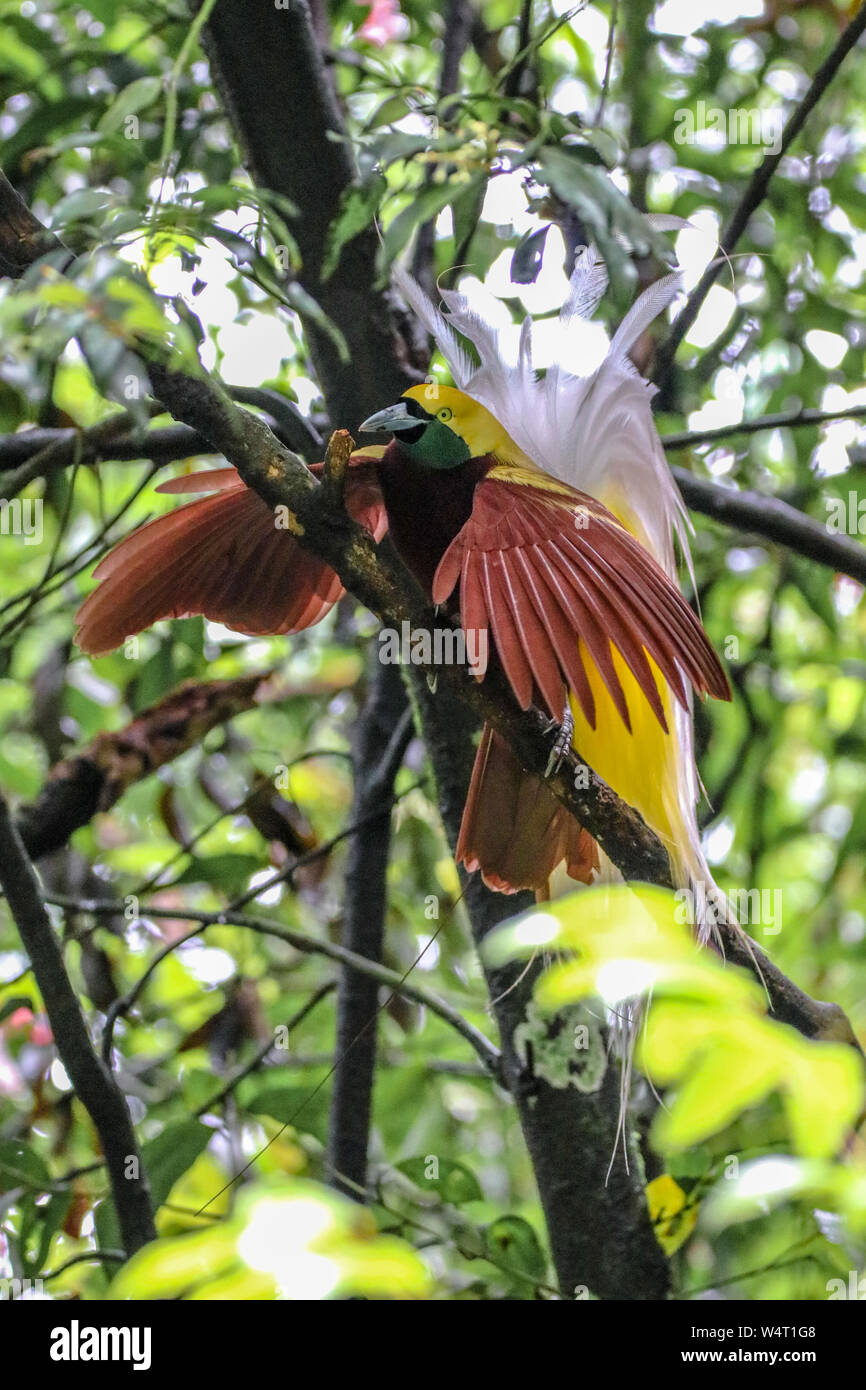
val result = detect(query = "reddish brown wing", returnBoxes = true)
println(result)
[432,471,729,732]
[75,460,387,656]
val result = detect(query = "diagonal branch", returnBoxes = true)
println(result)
[148,363,675,886]
[141,362,859,1056]
[671,468,866,585]
[16,672,275,860]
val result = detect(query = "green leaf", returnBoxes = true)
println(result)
[45,130,105,155]
[94,1197,120,1254]
[647,1019,783,1150]
[109,1179,431,1300]
[109,1220,242,1301]
[143,1119,213,1209]
[363,93,412,130]
[378,181,466,275]
[98,76,162,134]
[396,1156,483,1205]
[783,1040,864,1158]
[536,146,674,290]
[78,321,151,429]
[368,131,439,165]
[173,853,263,894]
[451,172,488,260]
[490,886,865,1160]
[322,173,386,281]
[485,1216,548,1285]
[0,1139,50,1190]
[49,188,112,228]
[239,1080,329,1142]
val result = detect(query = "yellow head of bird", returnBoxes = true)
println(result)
[360,384,517,470]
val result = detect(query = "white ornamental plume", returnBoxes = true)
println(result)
[393,248,690,577]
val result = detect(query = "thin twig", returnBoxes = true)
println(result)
[661,403,866,450]
[655,1,866,387]
[594,0,618,127]
[196,981,336,1116]
[48,893,502,1079]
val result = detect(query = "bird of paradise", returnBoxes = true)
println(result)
[76,249,730,927]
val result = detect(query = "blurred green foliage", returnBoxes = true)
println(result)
[0,0,865,1300]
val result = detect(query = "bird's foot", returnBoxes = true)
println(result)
[544,705,574,779]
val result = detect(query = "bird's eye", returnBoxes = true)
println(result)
[437,407,453,423]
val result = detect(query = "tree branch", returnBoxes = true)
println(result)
[49,895,504,1081]
[1,412,154,501]
[671,468,866,585]
[0,792,156,1256]
[326,662,414,1198]
[17,672,274,860]
[0,391,321,496]
[661,403,866,450]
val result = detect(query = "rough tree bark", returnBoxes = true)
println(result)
[326,659,413,1196]
[198,0,422,434]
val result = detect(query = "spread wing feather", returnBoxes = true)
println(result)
[432,471,729,728]
[75,462,386,656]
